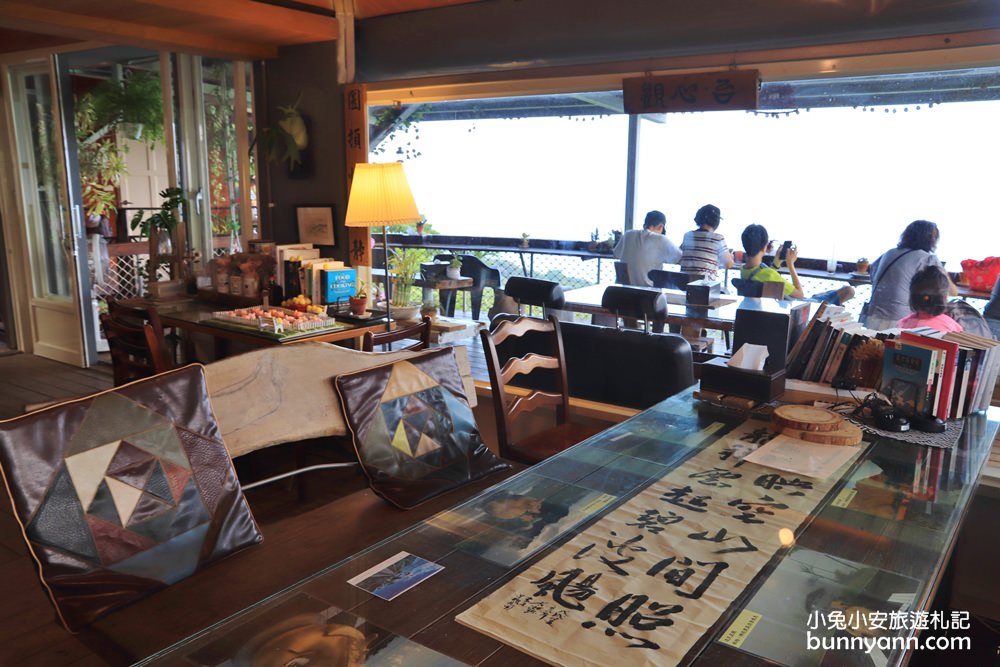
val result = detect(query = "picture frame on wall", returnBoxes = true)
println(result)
[296,205,335,246]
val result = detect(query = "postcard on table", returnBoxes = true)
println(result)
[348,552,444,601]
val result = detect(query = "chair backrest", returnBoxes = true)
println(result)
[503,276,565,314]
[614,261,631,285]
[732,277,784,299]
[100,312,171,386]
[458,254,501,287]
[488,315,695,410]
[107,299,172,365]
[362,316,432,352]
[648,269,696,290]
[601,285,668,332]
[480,315,569,458]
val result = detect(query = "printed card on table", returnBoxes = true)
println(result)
[348,552,444,601]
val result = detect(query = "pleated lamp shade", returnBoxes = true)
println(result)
[344,162,421,228]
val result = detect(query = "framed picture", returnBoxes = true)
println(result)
[296,205,335,246]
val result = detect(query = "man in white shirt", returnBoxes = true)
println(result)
[613,210,682,287]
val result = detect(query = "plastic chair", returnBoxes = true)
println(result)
[362,316,432,352]
[614,261,631,285]
[99,313,173,386]
[433,254,502,320]
[480,315,603,464]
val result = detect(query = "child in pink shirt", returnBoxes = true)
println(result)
[897,266,962,332]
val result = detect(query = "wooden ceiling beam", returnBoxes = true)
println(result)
[133,0,338,42]
[0,1,277,60]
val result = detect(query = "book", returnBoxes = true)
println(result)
[786,302,827,378]
[900,331,960,421]
[821,329,855,384]
[951,347,972,418]
[880,342,937,416]
[943,331,1000,414]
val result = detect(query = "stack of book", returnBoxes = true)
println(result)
[786,303,1000,418]
[786,303,895,389]
[881,328,1000,419]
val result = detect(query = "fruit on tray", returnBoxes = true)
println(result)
[282,294,312,312]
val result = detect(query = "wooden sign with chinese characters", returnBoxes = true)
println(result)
[457,420,860,666]
[622,69,759,114]
[344,83,371,268]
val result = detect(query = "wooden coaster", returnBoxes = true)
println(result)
[772,405,844,432]
[780,421,863,446]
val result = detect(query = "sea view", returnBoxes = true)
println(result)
[377,99,1000,269]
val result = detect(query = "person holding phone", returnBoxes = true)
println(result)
[740,224,855,304]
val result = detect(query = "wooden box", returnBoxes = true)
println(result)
[686,280,721,305]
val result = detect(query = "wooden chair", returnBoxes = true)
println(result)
[107,299,175,363]
[732,277,785,298]
[502,276,565,317]
[648,269,696,290]
[362,316,432,352]
[99,312,172,386]
[480,315,603,464]
[600,285,667,333]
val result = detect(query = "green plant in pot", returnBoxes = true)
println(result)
[447,254,462,279]
[349,280,368,316]
[388,248,422,320]
[131,187,184,257]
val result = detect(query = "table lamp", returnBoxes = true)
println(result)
[344,162,422,328]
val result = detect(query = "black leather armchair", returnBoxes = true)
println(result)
[490,315,695,410]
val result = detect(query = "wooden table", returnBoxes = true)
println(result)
[159,304,392,360]
[562,283,746,333]
[132,388,999,667]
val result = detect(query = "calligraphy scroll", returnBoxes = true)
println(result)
[344,83,371,268]
[457,421,861,666]
[622,70,759,114]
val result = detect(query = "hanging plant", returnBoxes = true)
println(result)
[74,69,164,219]
[253,95,309,170]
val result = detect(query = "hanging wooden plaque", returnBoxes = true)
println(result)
[623,69,759,114]
[344,83,371,267]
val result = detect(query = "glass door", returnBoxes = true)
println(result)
[6,61,87,365]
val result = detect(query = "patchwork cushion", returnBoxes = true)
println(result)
[0,365,262,631]
[335,348,510,509]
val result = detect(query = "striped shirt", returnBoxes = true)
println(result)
[680,230,729,279]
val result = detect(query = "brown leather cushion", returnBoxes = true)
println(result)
[0,365,262,631]
[335,348,510,509]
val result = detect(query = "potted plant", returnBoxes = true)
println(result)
[446,254,462,279]
[349,280,368,316]
[131,187,184,255]
[388,248,422,320]
[856,257,870,274]
[521,232,530,248]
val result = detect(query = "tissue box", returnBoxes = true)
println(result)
[686,280,721,305]
[699,357,786,402]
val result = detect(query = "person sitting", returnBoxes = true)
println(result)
[862,219,957,331]
[898,266,962,332]
[613,210,682,287]
[739,224,854,304]
[680,204,734,281]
